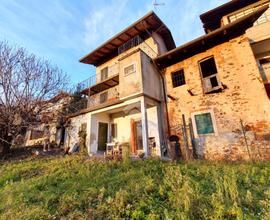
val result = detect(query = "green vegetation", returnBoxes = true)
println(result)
[0,156,269,219]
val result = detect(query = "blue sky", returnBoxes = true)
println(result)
[0,0,227,86]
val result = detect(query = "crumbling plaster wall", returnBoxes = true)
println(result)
[66,112,91,152]
[165,35,270,160]
[118,50,143,99]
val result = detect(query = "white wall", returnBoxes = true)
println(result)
[66,112,91,152]
[89,112,110,153]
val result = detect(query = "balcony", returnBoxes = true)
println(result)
[78,63,119,96]
[87,85,120,109]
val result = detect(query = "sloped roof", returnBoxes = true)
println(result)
[79,11,176,66]
[153,5,268,69]
[200,0,259,32]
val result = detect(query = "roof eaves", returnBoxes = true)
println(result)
[154,5,268,68]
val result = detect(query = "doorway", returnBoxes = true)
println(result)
[98,122,108,151]
[134,120,143,152]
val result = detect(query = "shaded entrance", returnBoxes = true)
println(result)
[98,122,108,151]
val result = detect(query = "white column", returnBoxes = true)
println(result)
[156,103,164,157]
[141,96,149,157]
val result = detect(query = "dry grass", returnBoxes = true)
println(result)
[0,156,269,219]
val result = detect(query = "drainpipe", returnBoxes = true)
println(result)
[152,60,171,138]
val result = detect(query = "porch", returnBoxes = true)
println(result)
[87,96,165,157]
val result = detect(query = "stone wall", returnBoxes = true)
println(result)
[164,35,270,160]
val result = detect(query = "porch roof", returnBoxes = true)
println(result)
[79,11,176,66]
[153,5,268,69]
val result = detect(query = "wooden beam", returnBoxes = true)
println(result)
[109,42,118,47]
[116,37,125,43]
[133,25,141,33]
[111,79,119,83]
[124,32,132,38]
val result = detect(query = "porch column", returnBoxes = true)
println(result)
[141,96,149,157]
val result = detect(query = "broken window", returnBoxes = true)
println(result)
[100,91,108,104]
[124,63,136,76]
[194,112,214,135]
[259,58,270,83]
[171,69,186,88]
[259,58,270,98]
[199,56,221,93]
[101,67,108,81]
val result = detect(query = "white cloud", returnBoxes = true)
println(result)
[83,0,150,50]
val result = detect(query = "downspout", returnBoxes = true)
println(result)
[152,60,171,138]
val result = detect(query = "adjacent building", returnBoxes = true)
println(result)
[154,1,270,160]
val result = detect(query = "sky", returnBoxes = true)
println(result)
[0,0,227,86]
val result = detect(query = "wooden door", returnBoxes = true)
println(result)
[130,119,143,154]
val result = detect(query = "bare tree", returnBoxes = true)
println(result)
[0,41,69,154]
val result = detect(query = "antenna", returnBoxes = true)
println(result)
[153,0,165,10]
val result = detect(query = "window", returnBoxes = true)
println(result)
[259,58,270,82]
[30,130,43,140]
[100,91,108,104]
[194,113,214,135]
[111,123,117,139]
[171,69,186,88]
[199,56,221,93]
[124,63,136,76]
[101,67,108,81]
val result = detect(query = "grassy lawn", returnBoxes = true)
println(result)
[0,156,269,220]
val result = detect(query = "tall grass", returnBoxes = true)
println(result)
[0,157,269,219]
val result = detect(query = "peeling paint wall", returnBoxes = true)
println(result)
[141,51,163,101]
[165,35,270,160]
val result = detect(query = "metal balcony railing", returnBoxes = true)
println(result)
[77,63,120,93]
[118,35,143,55]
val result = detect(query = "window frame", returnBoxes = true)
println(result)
[123,62,136,76]
[111,123,118,140]
[198,56,221,94]
[100,67,108,81]
[191,109,218,138]
[99,91,108,104]
[171,69,186,88]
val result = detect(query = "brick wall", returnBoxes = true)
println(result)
[165,36,270,161]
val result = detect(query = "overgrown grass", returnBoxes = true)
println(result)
[0,156,269,219]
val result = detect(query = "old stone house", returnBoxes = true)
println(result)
[25,92,71,147]
[154,1,270,160]
[67,0,270,160]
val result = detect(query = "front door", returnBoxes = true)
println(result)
[98,122,108,151]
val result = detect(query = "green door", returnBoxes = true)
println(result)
[98,122,108,151]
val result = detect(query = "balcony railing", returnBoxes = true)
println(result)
[88,86,120,108]
[77,63,120,95]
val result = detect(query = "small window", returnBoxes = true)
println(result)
[111,123,117,139]
[100,92,108,104]
[101,67,108,81]
[171,69,186,88]
[199,56,221,93]
[259,58,270,82]
[194,113,214,135]
[30,130,44,140]
[124,64,136,76]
